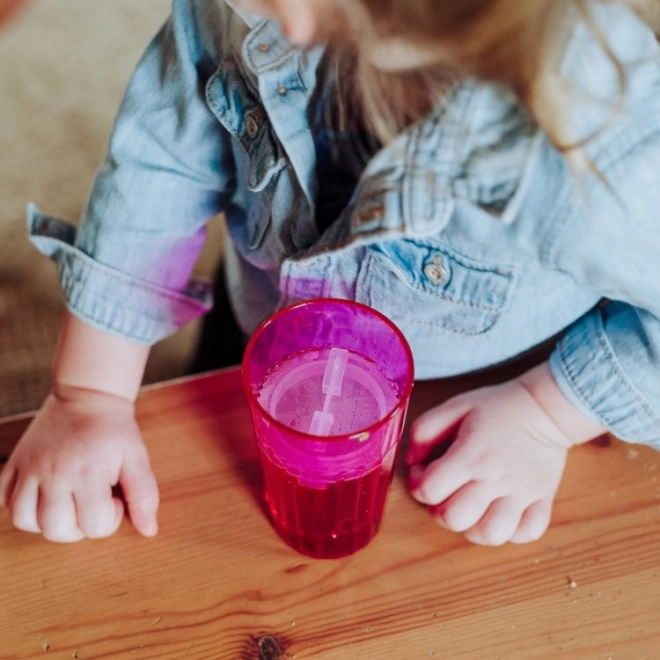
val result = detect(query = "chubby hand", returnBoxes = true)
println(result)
[405,364,605,546]
[0,387,159,542]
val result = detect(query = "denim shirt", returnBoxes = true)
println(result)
[28,0,660,447]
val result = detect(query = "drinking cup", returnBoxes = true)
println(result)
[242,298,414,558]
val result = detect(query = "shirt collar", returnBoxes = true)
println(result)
[223,0,266,29]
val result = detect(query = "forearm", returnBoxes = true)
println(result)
[519,361,607,446]
[53,312,151,403]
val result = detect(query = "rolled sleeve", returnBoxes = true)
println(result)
[550,304,660,447]
[539,65,660,448]
[28,207,213,343]
[30,2,235,343]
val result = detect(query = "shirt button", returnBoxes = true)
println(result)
[245,112,260,138]
[277,85,287,95]
[258,43,269,52]
[423,255,449,286]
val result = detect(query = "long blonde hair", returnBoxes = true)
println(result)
[317,0,660,158]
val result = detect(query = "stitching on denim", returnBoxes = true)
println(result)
[559,317,660,432]
[55,242,208,311]
[398,313,503,337]
[358,254,502,336]
[62,305,154,346]
[367,248,512,310]
[244,21,307,82]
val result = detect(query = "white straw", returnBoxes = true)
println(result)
[309,348,349,435]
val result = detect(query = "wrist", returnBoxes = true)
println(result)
[50,381,137,410]
[53,312,150,403]
[519,362,607,446]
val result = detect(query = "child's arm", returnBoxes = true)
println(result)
[0,312,157,542]
[405,361,606,546]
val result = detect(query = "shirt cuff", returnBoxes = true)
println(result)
[549,310,660,447]
[28,205,212,344]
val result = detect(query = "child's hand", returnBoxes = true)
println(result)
[405,363,605,546]
[0,388,159,542]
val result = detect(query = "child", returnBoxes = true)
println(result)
[1,0,659,546]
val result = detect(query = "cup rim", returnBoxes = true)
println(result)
[241,298,415,443]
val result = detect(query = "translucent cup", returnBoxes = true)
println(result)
[242,299,414,558]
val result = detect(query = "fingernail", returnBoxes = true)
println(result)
[133,507,158,537]
[143,518,158,537]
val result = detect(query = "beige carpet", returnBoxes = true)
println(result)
[0,0,224,417]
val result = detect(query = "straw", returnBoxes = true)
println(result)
[309,348,349,435]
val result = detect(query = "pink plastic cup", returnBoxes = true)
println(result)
[242,298,414,558]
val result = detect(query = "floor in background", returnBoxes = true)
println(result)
[0,0,223,417]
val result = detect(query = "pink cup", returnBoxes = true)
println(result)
[242,299,414,558]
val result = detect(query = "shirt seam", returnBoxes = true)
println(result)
[558,315,660,430]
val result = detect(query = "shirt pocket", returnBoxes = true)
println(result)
[357,240,513,335]
[206,54,286,249]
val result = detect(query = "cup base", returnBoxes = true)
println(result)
[269,514,382,559]
[261,449,393,559]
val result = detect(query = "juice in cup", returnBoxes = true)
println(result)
[243,299,414,558]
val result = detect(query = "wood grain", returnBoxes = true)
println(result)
[1,367,660,659]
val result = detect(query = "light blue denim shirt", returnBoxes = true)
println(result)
[29,0,660,447]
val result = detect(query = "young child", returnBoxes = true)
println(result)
[1,0,659,546]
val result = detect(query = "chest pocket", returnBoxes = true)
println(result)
[357,240,513,335]
[206,55,286,249]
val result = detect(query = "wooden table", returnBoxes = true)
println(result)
[1,365,660,659]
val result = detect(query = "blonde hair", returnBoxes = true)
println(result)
[318,0,660,159]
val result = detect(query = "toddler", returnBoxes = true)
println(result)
[1,0,659,546]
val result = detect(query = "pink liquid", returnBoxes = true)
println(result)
[255,349,403,558]
[259,444,397,558]
[258,348,397,437]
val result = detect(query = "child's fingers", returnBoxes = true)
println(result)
[0,464,17,508]
[38,486,85,543]
[429,480,499,533]
[9,475,41,533]
[74,486,124,539]
[463,496,526,546]
[405,396,473,465]
[409,451,473,506]
[119,445,159,537]
[509,498,553,544]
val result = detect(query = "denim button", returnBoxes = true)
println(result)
[245,112,260,138]
[424,255,449,285]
